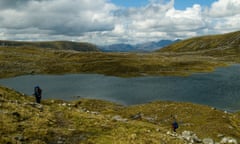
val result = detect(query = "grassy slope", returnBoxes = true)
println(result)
[0,47,230,78]
[0,86,239,144]
[0,40,100,52]
[158,31,240,62]
[158,31,240,52]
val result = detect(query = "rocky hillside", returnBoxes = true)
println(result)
[0,86,239,144]
[158,31,240,55]
[0,40,100,52]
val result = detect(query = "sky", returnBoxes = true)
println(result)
[0,0,239,45]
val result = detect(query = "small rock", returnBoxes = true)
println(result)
[146,129,151,133]
[112,115,128,122]
[192,135,202,143]
[144,116,156,123]
[217,134,225,138]
[166,131,178,137]
[220,137,238,144]
[91,111,99,115]
[181,130,201,143]
[211,107,217,110]
[167,131,171,135]
[203,138,214,144]
[156,128,161,132]
[130,112,143,120]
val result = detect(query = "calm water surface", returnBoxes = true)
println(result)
[0,65,239,112]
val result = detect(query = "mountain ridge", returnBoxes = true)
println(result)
[0,40,100,52]
[158,31,240,53]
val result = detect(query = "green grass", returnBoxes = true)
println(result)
[0,86,239,144]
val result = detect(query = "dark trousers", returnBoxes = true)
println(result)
[36,96,41,103]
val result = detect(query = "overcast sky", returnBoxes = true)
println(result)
[0,0,239,45]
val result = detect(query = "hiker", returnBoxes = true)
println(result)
[172,120,179,132]
[171,115,179,132]
[33,86,42,103]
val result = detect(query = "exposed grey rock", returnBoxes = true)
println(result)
[131,112,143,120]
[181,131,202,143]
[26,102,43,111]
[166,130,237,144]
[166,131,178,137]
[143,116,156,123]
[217,134,225,138]
[90,111,100,115]
[220,137,238,144]
[112,115,128,122]
[203,138,214,144]
[156,128,161,132]
[181,131,193,141]
[211,107,217,110]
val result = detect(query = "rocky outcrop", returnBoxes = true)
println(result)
[167,130,238,144]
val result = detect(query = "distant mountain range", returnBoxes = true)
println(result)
[0,40,99,52]
[0,39,180,52]
[99,39,181,52]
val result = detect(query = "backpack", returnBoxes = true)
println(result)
[34,87,42,97]
[173,121,178,129]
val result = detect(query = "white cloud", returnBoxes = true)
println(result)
[205,0,240,34]
[208,0,240,17]
[0,0,116,36]
[0,0,239,45]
